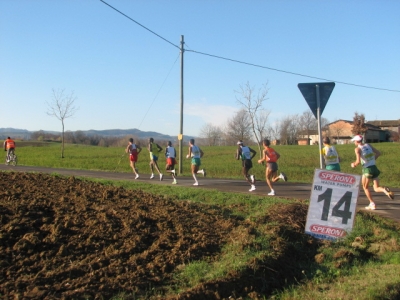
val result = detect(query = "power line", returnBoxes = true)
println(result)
[100,0,399,93]
[99,0,180,50]
[186,49,400,93]
[136,54,180,130]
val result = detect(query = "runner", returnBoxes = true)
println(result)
[350,134,394,210]
[321,137,341,171]
[235,140,257,192]
[257,139,287,196]
[148,138,163,180]
[165,141,177,184]
[125,138,141,179]
[186,139,205,186]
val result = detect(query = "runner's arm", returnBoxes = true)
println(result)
[250,148,256,159]
[235,148,241,160]
[352,147,361,167]
[258,150,266,163]
[370,145,381,160]
[275,151,281,160]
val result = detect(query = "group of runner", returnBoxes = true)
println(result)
[235,139,287,196]
[322,135,394,210]
[125,135,395,209]
[125,137,205,186]
[125,136,287,195]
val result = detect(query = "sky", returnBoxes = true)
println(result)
[1,0,399,137]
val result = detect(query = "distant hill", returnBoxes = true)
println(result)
[0,128,196,142]
[0,128,32,140]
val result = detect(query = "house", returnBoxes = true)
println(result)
[325,120,389,144]
[297,119,395,145]
[366,120,400,142]
[297,130,319,145]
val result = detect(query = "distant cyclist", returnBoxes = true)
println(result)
[4,137,16,162]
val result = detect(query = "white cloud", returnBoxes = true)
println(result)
[185,101,238,127]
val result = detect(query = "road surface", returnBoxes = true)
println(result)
[1,164,399,223]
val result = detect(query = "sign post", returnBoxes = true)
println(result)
[298,82,335,168]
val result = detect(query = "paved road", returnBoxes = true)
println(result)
[1,164,399,223]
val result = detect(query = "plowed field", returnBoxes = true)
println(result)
[0,171,310,299]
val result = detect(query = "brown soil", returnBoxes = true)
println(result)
[0,172,311,299]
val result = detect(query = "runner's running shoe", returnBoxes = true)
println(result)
[365,203,376,210]
[384,187,394,200]
[279,172,288,182]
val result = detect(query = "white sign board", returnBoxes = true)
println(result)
[305,169,361,241]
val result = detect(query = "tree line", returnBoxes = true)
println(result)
[199,109,329,147]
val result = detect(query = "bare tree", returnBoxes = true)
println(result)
[224,109,253,144]
[235,82,270,156]
[267,122,280,142]
[299,110,317,139]
[352,112,368,137]
[199,123,223,146]
[321,117,330,130]
[279,115,300,145]
[330,120,347,142]
[46,89,78,158]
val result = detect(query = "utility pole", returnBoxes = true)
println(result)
[178,35,184,174]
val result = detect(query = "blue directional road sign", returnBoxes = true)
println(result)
[298,82,335,119]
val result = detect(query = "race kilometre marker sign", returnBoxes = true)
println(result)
[305,169,361,241]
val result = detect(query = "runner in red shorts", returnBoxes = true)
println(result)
[126,138,142,179]
[165,141,177,184]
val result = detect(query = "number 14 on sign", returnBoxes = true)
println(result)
[305,170,361,241]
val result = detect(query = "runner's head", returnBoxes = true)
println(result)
[189,138,195,145]
[167,141,172,146]
[129,138,134,143]
[149,138,154,143]
[237,140,243,146]
[351,135,363,144]
[263,139,270,147]
[323,137,331,145]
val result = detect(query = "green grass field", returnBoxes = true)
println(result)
[13,141,400,188]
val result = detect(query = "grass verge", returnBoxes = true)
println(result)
[82,176,400,299]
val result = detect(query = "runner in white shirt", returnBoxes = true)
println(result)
[350,134,394,210]
[186,139,205,186]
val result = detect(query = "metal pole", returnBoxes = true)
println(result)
[316,84,324,169]
[179,35,184,174]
